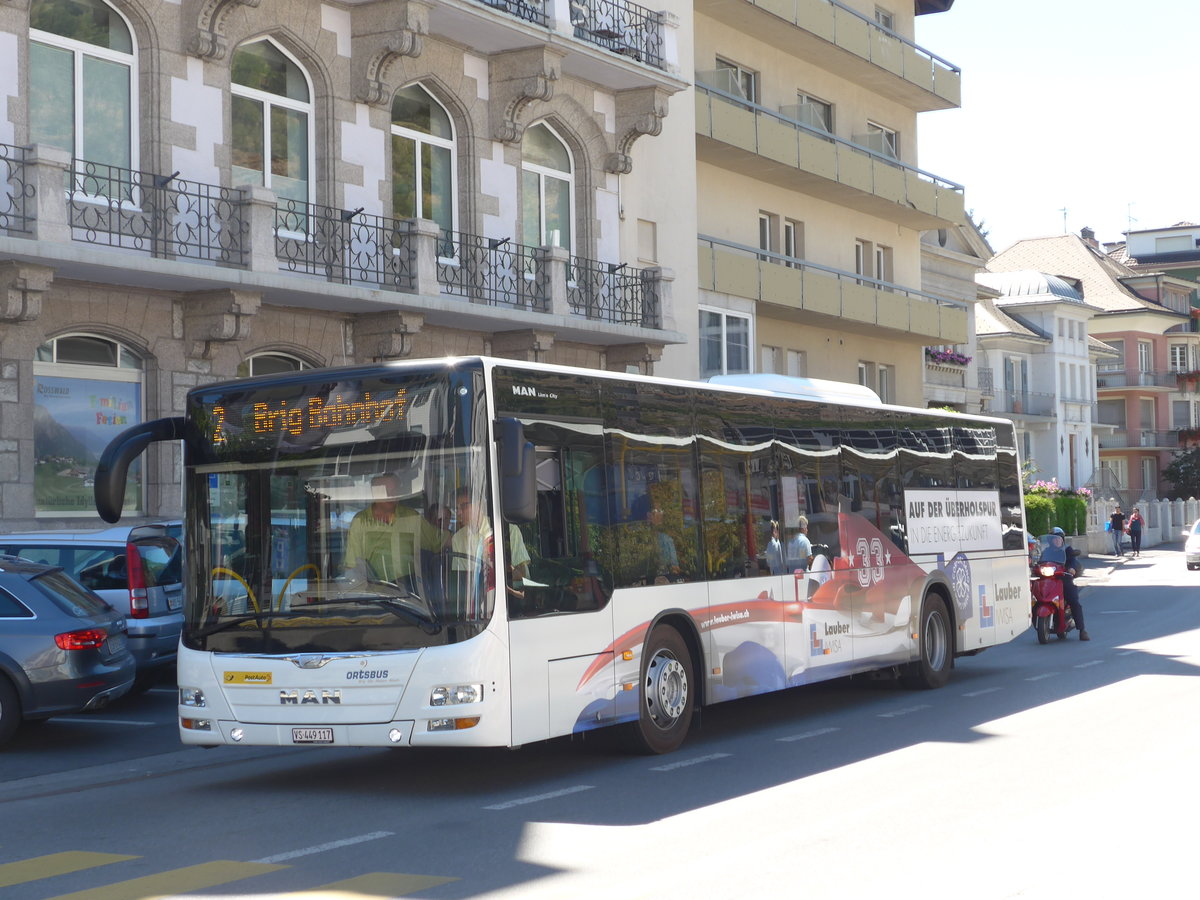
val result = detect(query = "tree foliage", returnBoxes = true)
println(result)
[1163,447,1200,499]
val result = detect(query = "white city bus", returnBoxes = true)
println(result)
[95,357,1031,754]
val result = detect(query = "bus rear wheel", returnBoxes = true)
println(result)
[901,595,952,689]
[628,625,694,755]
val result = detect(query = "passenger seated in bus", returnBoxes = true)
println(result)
[764,520,786,575]
[648,504,680,584]
[344,473,444,589]
[451,488,530,608]
[786,515,814,573]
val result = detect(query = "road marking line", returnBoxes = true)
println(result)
[878,704,931,718]
[0,853,136,889]
[44,860,284,900]
[1099,610,1138,614]
[1025,673,1058,681]
[962,687,1002,697]
[778,727,840,742]
[253,832,394,864]
[1074,660,1104,668]
[650,752,731,771]
[53,718,156,727]
[1117,650,1138,656]
[317,873,459,894]
[484,785,594,810]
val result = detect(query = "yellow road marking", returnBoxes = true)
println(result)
[0,853,136,888]
[311,872,459,895]
[45,860,285,900]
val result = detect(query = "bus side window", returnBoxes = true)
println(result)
[511,441,613,618]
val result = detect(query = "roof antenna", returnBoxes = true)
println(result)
[1058,207,1068,234]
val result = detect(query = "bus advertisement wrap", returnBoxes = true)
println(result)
[903,489,1002,556]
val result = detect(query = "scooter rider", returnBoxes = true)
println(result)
[1049,526,1089,641]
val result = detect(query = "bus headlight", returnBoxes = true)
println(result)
[180,687,206,707]
[430,684,483,706]
[428,717,480,732]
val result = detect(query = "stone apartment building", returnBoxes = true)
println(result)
[0,0,693,527]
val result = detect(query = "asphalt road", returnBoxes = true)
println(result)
[2,542,1198,899]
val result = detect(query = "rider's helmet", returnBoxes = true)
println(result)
[1050,526,1065,536]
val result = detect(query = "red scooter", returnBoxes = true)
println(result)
[1030,536,1075,644]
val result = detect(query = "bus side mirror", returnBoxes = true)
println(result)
[496,417,536,523]
[94,417,187,523]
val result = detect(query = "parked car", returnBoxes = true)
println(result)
[0,555,136,744]
[0,524,183,686]
[1184,518,1200,570]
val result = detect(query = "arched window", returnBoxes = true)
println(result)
[33,334,144,517]
[391,84,455,235]
[237,352,310,378]
[29,0,136,172]
[521,123,573,251]
[230,38,313,205]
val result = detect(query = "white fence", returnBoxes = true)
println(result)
[1076,496,1199,556]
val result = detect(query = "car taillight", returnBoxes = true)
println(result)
[127,541,149,618]
[56,628,109,651]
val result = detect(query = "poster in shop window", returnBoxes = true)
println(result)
[33,375,142,515]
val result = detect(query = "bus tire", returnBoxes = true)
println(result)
[0,675,21,745]
[628,625,695,755]
[902,594,952,690]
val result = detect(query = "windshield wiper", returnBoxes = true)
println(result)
[303,595,442,634]
[194,613,268,638]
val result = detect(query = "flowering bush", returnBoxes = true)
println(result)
[925,348,972,365]
[1024,477,1089,535]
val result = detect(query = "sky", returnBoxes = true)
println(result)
[915,0,1200,255]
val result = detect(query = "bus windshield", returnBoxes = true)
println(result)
[182,365,493,653]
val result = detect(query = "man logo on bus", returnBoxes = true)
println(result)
[978,584,994,628]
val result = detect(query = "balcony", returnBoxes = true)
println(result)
[0,144,675,346]
[1096,367,1180,389]
[983,390,1056,419]
[693,0,960,112]
[1098,430,1179,449]
[698,234,967,344]
[695,85,964,229]
[426,0,683,93]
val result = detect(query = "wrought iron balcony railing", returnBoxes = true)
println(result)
[11,150,670,333]
[479,0,549,27]
[436,232,545,311]
[0,142,34,235]
[68,160,246,265]
[275,200,415,291]
[567,256,660,327]
[570,0,664,68]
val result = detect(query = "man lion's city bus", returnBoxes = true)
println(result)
[95,357,1031,754]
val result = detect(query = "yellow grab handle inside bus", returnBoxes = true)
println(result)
[211,566,259,615]
[279,563,319,609]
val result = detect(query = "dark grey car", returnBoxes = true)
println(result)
[0,524,183,685]
[0,556,136,744]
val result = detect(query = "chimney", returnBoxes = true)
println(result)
[1080,226,1098,249]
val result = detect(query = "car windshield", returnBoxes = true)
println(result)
[1192,520,1200,535]
[183,366,493,654]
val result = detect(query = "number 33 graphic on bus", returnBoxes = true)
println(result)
[855,537,886,587]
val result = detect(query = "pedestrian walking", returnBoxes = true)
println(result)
[1127,507,1144,557]
[1109,506,1126,557]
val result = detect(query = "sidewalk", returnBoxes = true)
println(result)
[1074,539,1183,585]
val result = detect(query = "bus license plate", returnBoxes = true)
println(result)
[292,728,334,744]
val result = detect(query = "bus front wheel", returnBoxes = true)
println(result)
[628,625,695,755]
[902,595,952,690]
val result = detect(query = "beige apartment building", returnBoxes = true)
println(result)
[691,0,966,404]
[0,0,694,527]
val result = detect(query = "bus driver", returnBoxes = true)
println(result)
[344,473,445,585]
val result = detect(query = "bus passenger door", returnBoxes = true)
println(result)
[506,438,617,746]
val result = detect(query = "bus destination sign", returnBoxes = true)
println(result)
[207,389,408,447]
